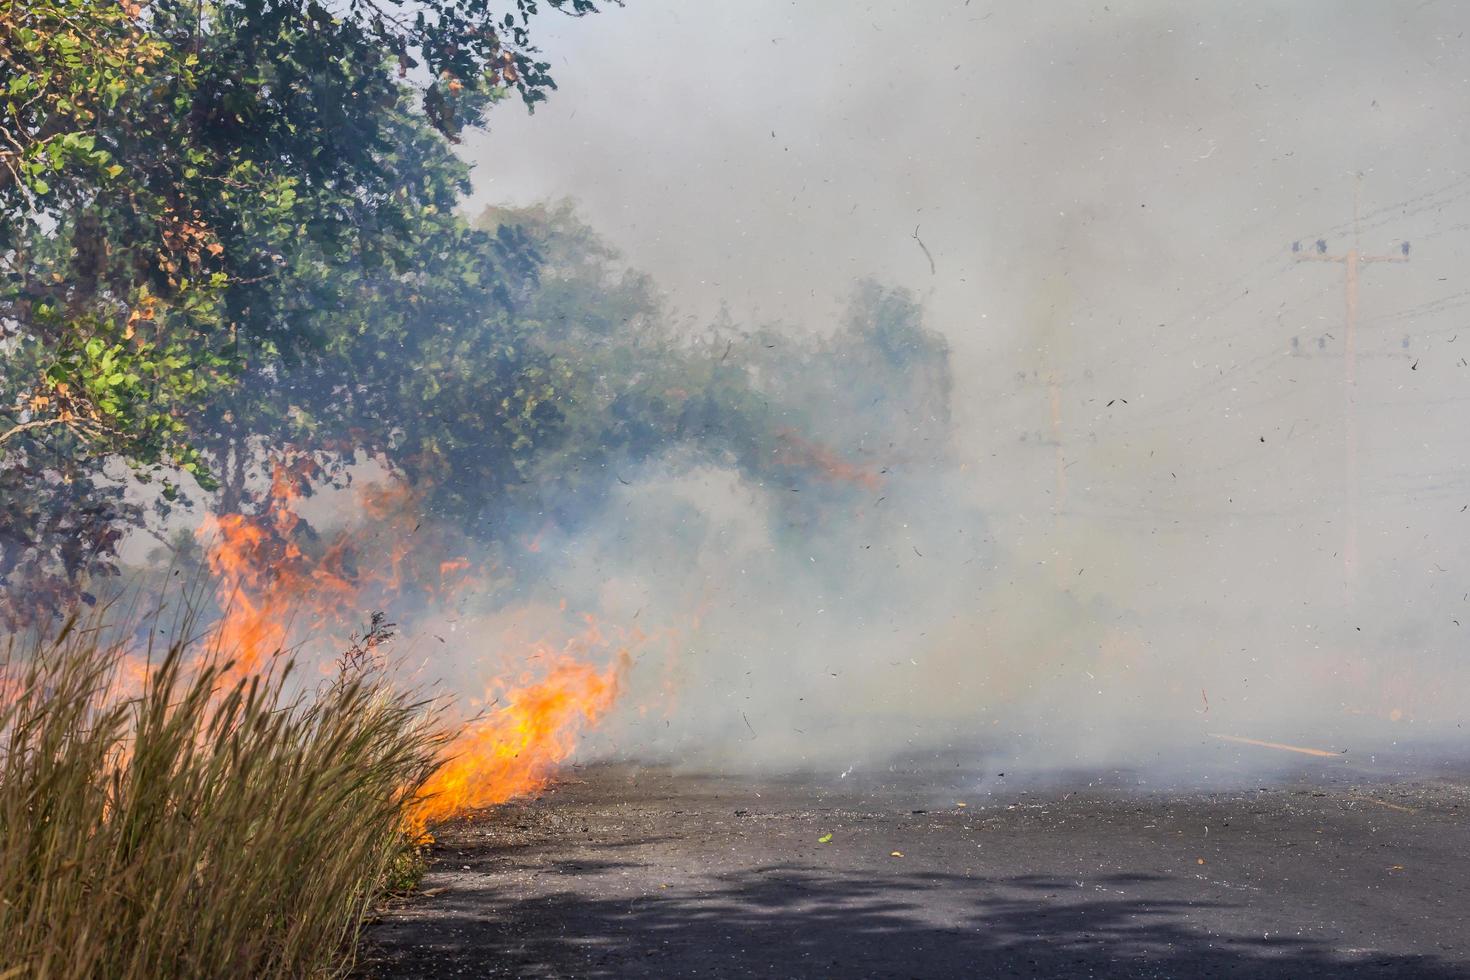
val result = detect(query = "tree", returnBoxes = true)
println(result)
[0,0,608,623]
[1,0,954,628]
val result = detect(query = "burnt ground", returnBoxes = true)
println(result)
[362,761,1470,979]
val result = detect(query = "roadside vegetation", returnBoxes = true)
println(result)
[0,0,953,974]
[0,612,443,978]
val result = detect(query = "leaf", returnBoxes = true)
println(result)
[817,833,833,844]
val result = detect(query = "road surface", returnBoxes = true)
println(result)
[364,761,1470,978]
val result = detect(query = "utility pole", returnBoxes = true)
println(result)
[1049,369,1065,523]
[1025,275,1074,588]
[1293,176,1410,588]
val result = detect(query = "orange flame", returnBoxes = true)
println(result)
[772,428,883,491]
[411,647,631,827]
[198,461,418,674]
[197,463,635,826]
[198,509,360,674]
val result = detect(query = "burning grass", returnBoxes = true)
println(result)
[0,615,445,979]
[0,471,642,976]
[191,472,639,829]
[412,649,630,827]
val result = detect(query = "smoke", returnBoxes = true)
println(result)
[437,0,1470,783]
[113,1,1470,788]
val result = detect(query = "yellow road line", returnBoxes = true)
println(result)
[1208,733,1341,758]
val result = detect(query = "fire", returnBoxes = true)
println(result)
[771,428,883,491]
[438,557,471,583]
[198,460,416,674]
[199,458,344,672]
[411,647,631,827]
[196,461,637,826]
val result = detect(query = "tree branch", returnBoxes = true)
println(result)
[0,415,72,448]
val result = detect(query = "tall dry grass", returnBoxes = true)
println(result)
[0,615,445,979]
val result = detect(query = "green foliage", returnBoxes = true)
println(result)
[748,279,954,457]
[2,0,227,481]
[1,0,604,621]
[1,0,952,627]
[0,0,165,205]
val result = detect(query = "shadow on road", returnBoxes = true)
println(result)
[367,860,1465,978]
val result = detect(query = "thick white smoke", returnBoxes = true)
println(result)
[438,0,1470,783]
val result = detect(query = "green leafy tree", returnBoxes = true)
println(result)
[0,0,607,623]
[1,0,952,628]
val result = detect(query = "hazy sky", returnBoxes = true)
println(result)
[465,1,1468,333]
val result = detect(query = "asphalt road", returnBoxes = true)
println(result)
[364,761,1470,979]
